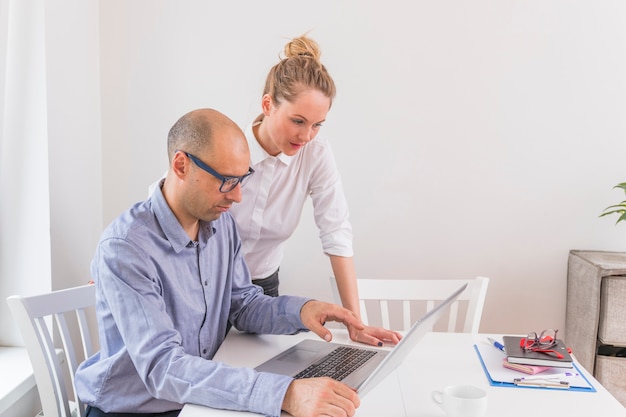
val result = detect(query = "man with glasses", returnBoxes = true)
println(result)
[75,108,363,417]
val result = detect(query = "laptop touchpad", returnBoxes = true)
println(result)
[255,340,337,376]
[278,348,317,363]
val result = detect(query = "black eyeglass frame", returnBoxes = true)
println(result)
[177,150,254,193]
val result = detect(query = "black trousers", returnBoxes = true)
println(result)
[252,268,280,297]
[85,406,180,417]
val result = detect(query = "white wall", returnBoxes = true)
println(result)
[46,0,102,293]
[97,0,626,334]
[0,0,101,345]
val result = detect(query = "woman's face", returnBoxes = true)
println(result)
[261,88,331,157]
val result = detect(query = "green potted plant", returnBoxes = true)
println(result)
[600,182,626,224]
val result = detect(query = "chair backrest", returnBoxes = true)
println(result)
[7,284,97,417]
[330,277,489,333]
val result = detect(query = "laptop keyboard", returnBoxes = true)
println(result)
[293,346,377,381]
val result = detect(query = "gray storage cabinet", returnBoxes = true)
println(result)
[566,250,626,406]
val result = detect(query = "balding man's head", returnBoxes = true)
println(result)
[161,108,251,231]
[167,108,243,162]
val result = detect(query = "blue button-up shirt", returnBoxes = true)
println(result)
[75,185,310,416]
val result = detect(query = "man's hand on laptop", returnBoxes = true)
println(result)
[348,325,403,347]
[282,377,360,417]
[300,301,364,342]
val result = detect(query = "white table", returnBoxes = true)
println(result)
[180,330,626,417]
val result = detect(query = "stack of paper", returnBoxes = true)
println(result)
[474,341,595,392]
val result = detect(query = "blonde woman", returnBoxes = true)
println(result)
[230,35,401,347]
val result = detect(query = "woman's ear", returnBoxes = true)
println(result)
[261,94,273,116]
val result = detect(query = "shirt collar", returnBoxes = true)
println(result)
[246,116,293,166]
[150,181,215,252]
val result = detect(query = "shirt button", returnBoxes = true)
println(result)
[203,349,207,355]
[204,280,208,286]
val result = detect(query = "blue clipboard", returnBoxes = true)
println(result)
[474,343,596,392]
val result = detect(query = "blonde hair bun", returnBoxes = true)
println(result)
[263,34,336,104]
[283,35,322,62]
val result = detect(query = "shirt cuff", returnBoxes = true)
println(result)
[274,295,307,328]
[249,372,293,417]
[320,228,353,257]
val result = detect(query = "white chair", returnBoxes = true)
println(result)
[330,276,489,333]
[7,284,97,417]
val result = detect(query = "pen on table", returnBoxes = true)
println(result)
[513,378,570,389]
[487,337,506,353]
[517,372,579,381]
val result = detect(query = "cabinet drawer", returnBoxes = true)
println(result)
[598,275,626,345]
[595,354,626,407]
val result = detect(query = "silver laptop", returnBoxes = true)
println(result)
[255,283,468,396]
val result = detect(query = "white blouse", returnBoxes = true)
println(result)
[230,119,353,279]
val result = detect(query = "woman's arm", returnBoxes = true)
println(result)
[329,255,361,318]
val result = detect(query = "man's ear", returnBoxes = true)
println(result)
[171,151,188,178]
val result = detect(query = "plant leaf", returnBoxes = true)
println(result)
[601,203,626,211]
[600,209,626,218]
[599,183,626,224]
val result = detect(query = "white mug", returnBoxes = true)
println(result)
[431,384,488,417]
